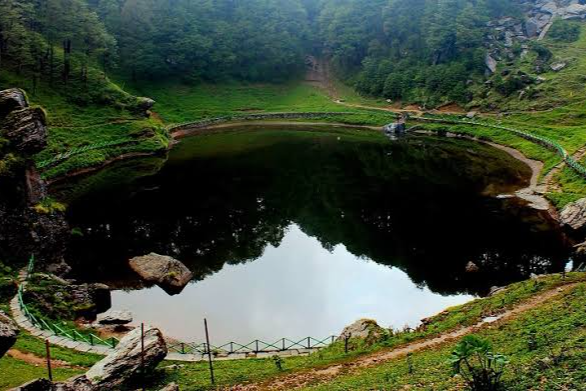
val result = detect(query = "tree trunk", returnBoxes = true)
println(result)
[62,39,72,85]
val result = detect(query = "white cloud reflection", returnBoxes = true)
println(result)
[112,225,473,343]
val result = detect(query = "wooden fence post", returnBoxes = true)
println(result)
[204,319,215,385]
[45,340,52,381]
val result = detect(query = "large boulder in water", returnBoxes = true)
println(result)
[0,310,19,358]
[129,253,193,294]
[84,325,167,389]
[560,198,586,230]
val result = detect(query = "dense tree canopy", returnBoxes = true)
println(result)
[1,0,526,102]
[316,0,520,105]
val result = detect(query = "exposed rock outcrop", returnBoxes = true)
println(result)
[0,88,28,119]
[560,198,586,230]
[129,253,193,295]
[0,88,69,271]
[1,107,47,155]
[0,310,19,358]
[338,319,385,343]
[485,54,498,74]
[84,325,167,389]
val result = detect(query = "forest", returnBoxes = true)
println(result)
[0,0,526,104]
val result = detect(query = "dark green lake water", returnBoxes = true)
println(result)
[56,127,570,342]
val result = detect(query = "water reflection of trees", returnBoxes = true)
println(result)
[65,134,569,295]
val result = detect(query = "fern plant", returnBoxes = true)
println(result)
[450,335,509,391]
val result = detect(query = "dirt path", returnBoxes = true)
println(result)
[7,349,84,369]
[227,282,579,390]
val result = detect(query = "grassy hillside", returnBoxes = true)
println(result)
[125,81,350,124]
[0,70,170,180]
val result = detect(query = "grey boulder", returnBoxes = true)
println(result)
[560,198,586,230]
[0,310,19,358]
[85,325,167,389]
[338,319,385,342]
[96,309,133,325]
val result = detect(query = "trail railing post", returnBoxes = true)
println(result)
[140,323,145,391]
[344,333,351,354]
[204,318,215,385]
[45,339,53,381]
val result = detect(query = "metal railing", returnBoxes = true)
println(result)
[17,255,119,349]
[168,335,337,356]
[166,111,356,133]
[37,138,136,169]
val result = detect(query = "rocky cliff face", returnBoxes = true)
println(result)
[0,88,69,272]
[485,0,586,74]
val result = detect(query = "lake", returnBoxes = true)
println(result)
[56,126,570,343]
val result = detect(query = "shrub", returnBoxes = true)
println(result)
[450,335,509,391]
[33,197,67,215]
[549,20,581,43]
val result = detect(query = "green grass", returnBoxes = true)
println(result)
[0,356,84,390]
[126,81,351,124]
[12,333,102,368]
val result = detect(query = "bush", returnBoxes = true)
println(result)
[450,335,509,391]
[549,20,581,43]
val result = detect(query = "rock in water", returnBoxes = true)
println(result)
[129,253,193,294]
[85,326,167,389]
[0,310,19,358]
[560,198,586,230]
[465,261,480,273]
[338,319,385,343]
[97,309,133,325]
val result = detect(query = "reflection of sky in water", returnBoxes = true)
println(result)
[112,225,473,343]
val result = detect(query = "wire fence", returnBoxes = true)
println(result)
[17,256,120,349]
[168,336,337,356]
